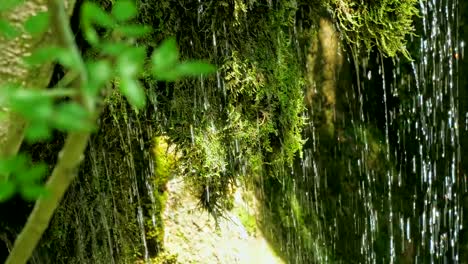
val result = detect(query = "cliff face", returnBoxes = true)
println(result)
[1,0,425,263]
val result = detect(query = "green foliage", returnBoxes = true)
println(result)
[81,1,115,44]
[0,19,19,39]
[0,0,23,12]
[221,29,305,168]
[24,46,76,68]
[24,11,50,36]
[181,126,234,217]
[153,136,176,186]
[145,136,176,252]
[233,204,257,236]
[0,0,421,262]
[0,0,215,203]
[177,61,217,76]
[111,0,138,22]
[0,154,47,202]
[151,252,179,264]
[2,85,92,141]
[328,0,419,59]
[152,37,216,81]
[0,0,22,39]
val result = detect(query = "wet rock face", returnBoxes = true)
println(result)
[162,177,283,264]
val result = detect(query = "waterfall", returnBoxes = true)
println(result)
[388,0,463,261]
[1,1,465,263]
[294,0,465,262]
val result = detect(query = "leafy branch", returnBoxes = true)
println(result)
[0,0,216,263]
[4,0,92,262]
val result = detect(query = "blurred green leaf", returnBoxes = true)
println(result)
[0,153,49,202]
[98,41,128,55]
[112,0,137,22]
[153,68,182,81]
[0,19,20,39]
[118,59,139,78]
[85,60,112,99]
[0,162,7,176]
[24,11,50,36]
[56,49,81,70]
[115,24,151,38]
[53,102,92,132]
[152,37,179,72]
[0,181,16,202]
[10,90,53,120]
[87,60,112,89]
[0,154,28,175]
[120,78,146,109]
[16,163,47,183]
[81,2,115,45]
[117,47,145,78]
[82,2,115,28]
[82,23,99,45]
[25,122,51,142]
[0,0,23,12]
[20,184,47,201]
[27,99,53,120]
[24,46,79,69]
[176,61,216,76]
[23,46,61,65]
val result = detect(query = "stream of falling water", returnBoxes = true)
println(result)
[31,102,160,263]
[351,0,463,262]
[297,0,463,262]
[111,1,463,262]
[392,0,461,262]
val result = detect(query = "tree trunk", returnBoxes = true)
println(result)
[0,0,75,162]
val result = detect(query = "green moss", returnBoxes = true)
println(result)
[220,10,307,168]
[151,252,180,264]
[147,136,176,250]
[138,0,307,220]
[232,194,257,236]
[153,136,176,189]
[327,0,419,59]
[134,0,419,262]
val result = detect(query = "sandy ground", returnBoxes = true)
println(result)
[161,177,284,264]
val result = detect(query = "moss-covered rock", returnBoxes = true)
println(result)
[0,0,422,262]
[134,0,420,262]
[137,0,308,218]
[146,136,177,251]
[327,0,419,59]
